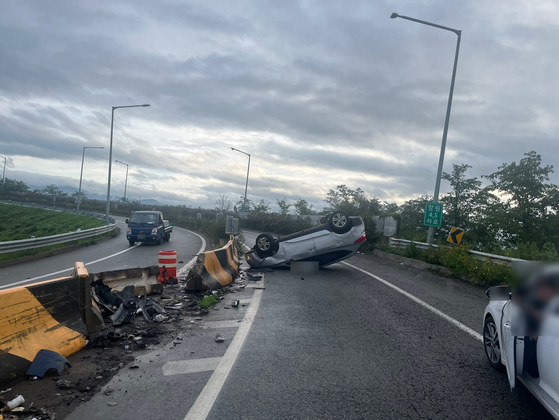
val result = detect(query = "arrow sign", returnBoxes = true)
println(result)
[447,227,464,245]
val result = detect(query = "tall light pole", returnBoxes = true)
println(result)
[231,147,251,212]
[114,159,129,203]
[105,104,150,224]
[77,147,104,212]
[390,12,461,245]
[0,155,6,191]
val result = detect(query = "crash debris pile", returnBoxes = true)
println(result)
[0,267,254,419]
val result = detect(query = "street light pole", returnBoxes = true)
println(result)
[0,155,6,190]
[77,147,104,212]
[114,160,129,202]
[105,104,150,224]
[231,147,251,212]
[390,13,461,245]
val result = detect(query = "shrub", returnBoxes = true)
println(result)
[438,245,474,277]
[404,241,421,259]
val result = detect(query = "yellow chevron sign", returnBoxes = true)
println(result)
[447,227,465,245]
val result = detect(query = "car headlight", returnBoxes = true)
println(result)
[151,228,158,235]
[126,228,131,234]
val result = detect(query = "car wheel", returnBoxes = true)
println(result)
[166,233,171,242]
[255,233,278,258]
[157,236,163,245]
[129,240,135,246]
[484,315,504,370]
[329,210,351,234]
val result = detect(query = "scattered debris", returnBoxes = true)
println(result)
[107,401,118,407]
[26,349,72,378]
[154,314,168,323]
[0,395,25,412]
[56,380,74,389]
[214,334,225,343]
[93,280,166,326]
[231,300,240,308]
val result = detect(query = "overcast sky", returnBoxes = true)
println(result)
[1,0,558,211]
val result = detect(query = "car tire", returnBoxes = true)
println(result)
[255,233,278,258]
[157,236,163,245]
[166,233,171,242]
[484,315,504,370]
[129,240,135,246]
[329,210,351,234]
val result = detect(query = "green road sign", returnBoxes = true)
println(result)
[424,201,443,228]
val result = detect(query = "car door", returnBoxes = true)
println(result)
[536,302,559,408]
[282,234,316,261]
[500,300,516,389]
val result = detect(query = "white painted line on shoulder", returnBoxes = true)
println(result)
[342,261,483,343]
[202,320,244,329]
[163,357,222,376]
[184,287,264,420]
[0,245,139,290]
[175,227,207,277]
[0,226,206,290]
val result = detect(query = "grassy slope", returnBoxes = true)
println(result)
[0,203,105,241]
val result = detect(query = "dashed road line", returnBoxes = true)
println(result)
[184,284,264,420]
[163,357,222,376]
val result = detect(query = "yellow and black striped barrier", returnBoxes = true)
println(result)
[185,238,240,291]
[0,263,89,386]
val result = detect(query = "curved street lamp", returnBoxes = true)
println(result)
[77,146,104,212]
[391,13,461,245]
[114,159,129,203]
[105,104,150,224]
[231,147,251,212]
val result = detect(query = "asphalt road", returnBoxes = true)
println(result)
[6,227,553,418]
[203,231,552,419]
[0,216,205,289]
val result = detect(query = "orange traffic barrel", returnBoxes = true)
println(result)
[158,250,177,283]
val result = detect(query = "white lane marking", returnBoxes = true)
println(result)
[201,320,244,329]
[0,245,139,290]
[342,261,483,342]
[0,226,206,290]
[184,287,264,420]
[163,357,222,376]
[175,227,207,277]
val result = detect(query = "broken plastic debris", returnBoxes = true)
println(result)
[26,349,72,378]
[0,395,25,412]
[56,380,74,389]
[232,300,240,308]
[214,334,225,343]
[154,314,167,323]
[107,402,118,407]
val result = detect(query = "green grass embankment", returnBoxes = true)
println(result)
[0,203,105,241]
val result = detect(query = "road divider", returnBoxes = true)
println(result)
[184,238,240,291]
[0,263,90,386]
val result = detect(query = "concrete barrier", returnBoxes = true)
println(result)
[184,238,240,291]
[0,263,89,386]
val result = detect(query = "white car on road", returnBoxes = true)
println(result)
[484,271,559,419]
[245,210,366,268]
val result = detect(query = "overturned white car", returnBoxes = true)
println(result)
[245,211,366,268]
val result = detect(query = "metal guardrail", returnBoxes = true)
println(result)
[0,200,118,254]
[388,237,525,264]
